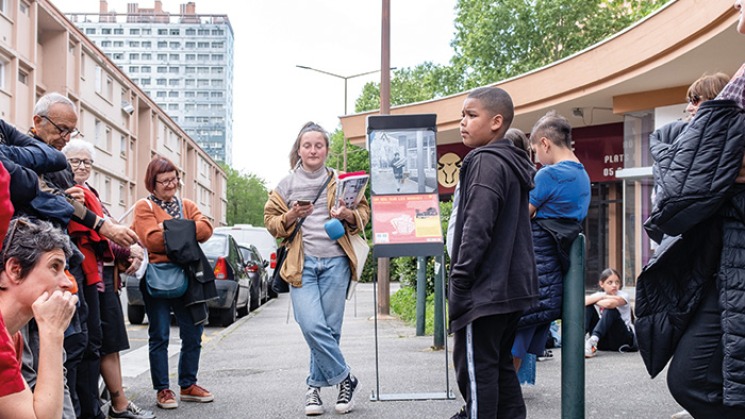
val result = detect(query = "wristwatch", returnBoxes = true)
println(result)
[93,217,106,233]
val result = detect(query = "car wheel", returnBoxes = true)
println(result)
[237,291,249,317]
[128,304,145,325]
[249,281,260,311]
[217,298,237,326]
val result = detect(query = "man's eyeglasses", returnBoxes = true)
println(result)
[68,158,94,168]
[687,95,701,106]
[1,218,30,268]
[41,115,83,138]
[155,177,180,187]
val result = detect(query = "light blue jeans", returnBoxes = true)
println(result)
[291,255,351,388]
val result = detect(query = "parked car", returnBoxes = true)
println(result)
[238,244,271,311]
[214,224,278,281]
[125,232,252,327]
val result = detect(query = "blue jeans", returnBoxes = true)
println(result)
[291,255,351,388]
[143,292,203,390]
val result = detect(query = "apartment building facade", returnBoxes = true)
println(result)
[0,0,227,225]
[66,0,235,165]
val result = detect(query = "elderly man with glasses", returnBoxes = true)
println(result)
[25,92,140,419]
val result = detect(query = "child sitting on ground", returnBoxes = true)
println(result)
[584,268,636,357]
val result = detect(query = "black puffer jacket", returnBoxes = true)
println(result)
[638,99,745,406]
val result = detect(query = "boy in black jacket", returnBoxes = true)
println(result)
[449,87,538,419]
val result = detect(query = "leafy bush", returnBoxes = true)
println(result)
[390,286,436,335]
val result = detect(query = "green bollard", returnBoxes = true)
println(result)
[433,252,445,349]
[416,256,426,336]
[562,234,586,419]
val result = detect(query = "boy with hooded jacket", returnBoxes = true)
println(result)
[448,86,538,419]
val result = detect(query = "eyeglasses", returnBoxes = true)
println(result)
[1,218,30,268]
[68,158,94,168]
[155,177,180,187]
[687,95,701,106]
[41,115,83,138]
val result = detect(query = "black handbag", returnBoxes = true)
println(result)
[271,171,334,293]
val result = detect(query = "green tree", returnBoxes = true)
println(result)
[355,0,668,109]
[451,0,669,88]
[221,164,268,226]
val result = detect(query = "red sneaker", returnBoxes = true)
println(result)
[180,384,214,403]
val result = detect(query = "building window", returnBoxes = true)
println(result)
[185,103,195,111]
[185,42,195,48]
[156,91,166,98]
[130,28,140,35]
[168,79,179,87]
[128,66,139,73]
[210,79,223,87]
[168,67,179,74]
[113,41,124,47]
[129,53,139,60]
[197,79,208,87]
[141,66,151,73]
[157,53,167,61]
[156,78,166,86]
[210,91,223,98]
[212,29,224,36]
[112,53,124,60]
[169,53,179,60]
[185,67,195,74]
[197,91,208,98]
[20,1,29,15]
[157,41,167,48]
[142,41,152,48]
[185,54,195,60]
[184,91,195,98]
[102,28,112,35]
[197,54,209,60]
[168,103,178,111]
[100,41,111,47]
[0,58,7,89]
[185,28,196,36]
[17,69,27,85]
[211,42,224,48]
[168,90,179,96]
[169,42,180,49]
[140,78,151,86]
[113,28,123,35]
[211,54,224,61]
[85,28,96,35]
[211,67,223,74]
[170,29,180,36]
[197,42,209,48]
[142,28,152,35]
[156,66,167,73]
[129,41,140,48]
[197,66,208,74]
[157,29,168,35]
[185,79,195,87]
[120,135,127,158]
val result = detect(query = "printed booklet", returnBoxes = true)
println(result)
[337,171,369,209]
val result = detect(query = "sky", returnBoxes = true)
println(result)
[49,0,459,188]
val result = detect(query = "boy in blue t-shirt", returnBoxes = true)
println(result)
[512,110,591,372]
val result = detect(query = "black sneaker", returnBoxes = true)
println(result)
[108,401,156,419]
[335,374,359,414]
[449,405,468,419]
[305,387,323,416]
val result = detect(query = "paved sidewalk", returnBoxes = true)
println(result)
[121,282,684,418]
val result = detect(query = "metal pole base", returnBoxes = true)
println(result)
[370,390,456,402]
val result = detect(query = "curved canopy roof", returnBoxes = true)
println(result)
[341,0,743,146]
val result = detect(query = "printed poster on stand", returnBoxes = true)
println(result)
[367,114,443,258]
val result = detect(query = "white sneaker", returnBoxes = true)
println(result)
[305,387,323,416]
[584,336,598,358]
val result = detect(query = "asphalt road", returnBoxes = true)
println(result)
[116,283,684,419]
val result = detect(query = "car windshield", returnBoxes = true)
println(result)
[199,234,228,257]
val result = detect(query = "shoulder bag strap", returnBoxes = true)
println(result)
[284,170,334,245]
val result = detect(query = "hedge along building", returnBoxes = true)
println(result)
[340,0,744,288]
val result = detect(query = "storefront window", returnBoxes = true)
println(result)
[619,112,655,288]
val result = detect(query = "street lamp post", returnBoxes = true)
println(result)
[296,65,388,172]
